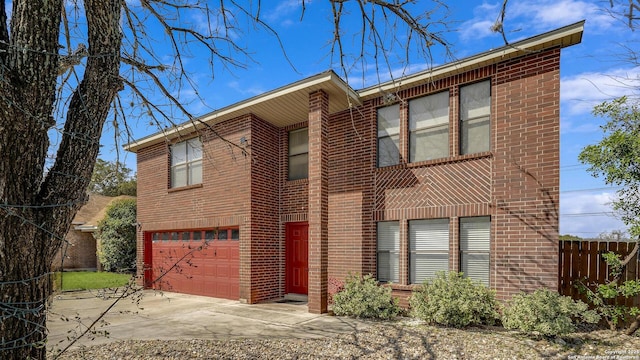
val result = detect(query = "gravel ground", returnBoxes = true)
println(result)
[52,320,640,360]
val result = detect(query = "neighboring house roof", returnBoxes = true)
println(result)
[124,20,584,153]
[71,194,135,233]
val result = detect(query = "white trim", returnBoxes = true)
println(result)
[124,21,584,153]
[358,21,584,98]
[124,71,358,152]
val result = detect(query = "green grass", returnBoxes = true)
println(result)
[55,271,132,291]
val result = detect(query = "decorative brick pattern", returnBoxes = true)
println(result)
[135,47,562,311]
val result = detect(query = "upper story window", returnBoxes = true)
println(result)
[377,104,400,167]
[288,128,308,180]
[460,80,491,155]
[409,91,450,162]
[170,138,202,188]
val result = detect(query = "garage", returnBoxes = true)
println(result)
[145,228,239,300]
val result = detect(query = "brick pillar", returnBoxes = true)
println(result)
[308,90,329,314]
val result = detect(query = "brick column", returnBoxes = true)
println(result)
[308,90,329,313]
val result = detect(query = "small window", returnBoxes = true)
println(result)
[152,233,159,242]
[218,229,228,240]
[231,229,240,240]
[410,219,449,284]
[460,80,490,154]
[161,233,169,242]
[377,104,400,167]
[204,230,215,241]
[410,91,449,162]
[460,217,490,286]
[288,128,308,180]
[193,231,202,242]
[171,232,179,241]
[377,221,399,283]
[181,232,190,242]
[171,138,203,188]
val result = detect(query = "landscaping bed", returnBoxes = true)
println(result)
[53,320,640,359]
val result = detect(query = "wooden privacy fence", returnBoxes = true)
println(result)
[558,240,640,307]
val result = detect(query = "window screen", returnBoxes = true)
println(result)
[377,221,399,283]
[171,138,203,188]
[377,104,400,167]
[410,91,449,162]
[460,80,490,154]
[410,219,449,284]
[460,217,490,286]
[288,128,308,180]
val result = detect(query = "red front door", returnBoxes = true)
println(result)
[286,222,308,294]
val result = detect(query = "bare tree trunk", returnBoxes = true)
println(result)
[0,1,122,359]
[0,1,451,358]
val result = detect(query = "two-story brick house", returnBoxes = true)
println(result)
[125,22,584,313]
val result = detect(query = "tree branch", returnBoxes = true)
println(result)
[0,1,9,55]
[39,0,123,249]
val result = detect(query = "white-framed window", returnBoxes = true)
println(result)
[460,80,491,154]
[288,128,308,180]
[170,138,202,188]
[460,216,490,286]
[410,219,449,284]
[377,221,399,283]
[377,104,400,167]
[409,91,449,162]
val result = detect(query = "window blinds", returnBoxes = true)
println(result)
[460,217,490,286]
[409,219,449,284]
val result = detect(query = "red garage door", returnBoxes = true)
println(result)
[147,228,239,300]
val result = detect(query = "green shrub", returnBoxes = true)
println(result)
[502,288,600,337]
[410,271,499,328]
[332,273,401,319]
[97,198,137,272]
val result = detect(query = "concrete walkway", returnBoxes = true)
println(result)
[47,290,370,351]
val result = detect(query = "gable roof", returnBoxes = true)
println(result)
[358,20,584,99]
[72,194,135,232]
[124,21,584,153]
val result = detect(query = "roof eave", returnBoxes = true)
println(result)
[124,70,360,153]
[357,20,585,99]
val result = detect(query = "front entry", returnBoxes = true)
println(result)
[285,222,308,295]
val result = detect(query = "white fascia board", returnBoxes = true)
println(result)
[358,21,585,99]
[124,71,359,152]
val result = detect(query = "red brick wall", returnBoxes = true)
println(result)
[327,102,376,279]
[52,231,97,270]
[326,51,560,301]
[308,90,329,313]
[492,48,560,298]
[135,47,561,306]
[247,115,281,303]
[135,116,252,289]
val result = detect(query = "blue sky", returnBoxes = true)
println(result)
[103,0,640,238]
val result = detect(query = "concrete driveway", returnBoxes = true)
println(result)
[47,290,370,351]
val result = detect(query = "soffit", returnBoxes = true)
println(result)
[125,71,359,152]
